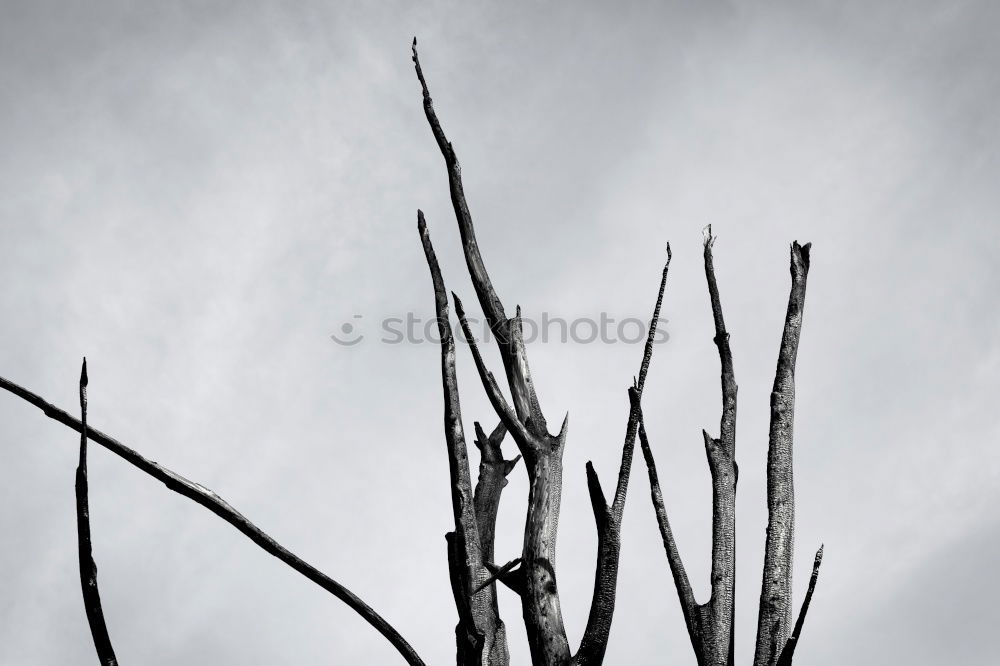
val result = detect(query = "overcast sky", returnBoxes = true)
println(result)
[1,1,998,664]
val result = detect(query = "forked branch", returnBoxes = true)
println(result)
[700,226,739,666]
[473,421,520,566]
[414,39,571,665]
[639,230,738,666]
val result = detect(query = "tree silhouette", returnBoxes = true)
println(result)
[0,41,822,666]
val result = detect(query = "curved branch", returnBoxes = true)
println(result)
[75,359,119,666]
[0,374,425,666]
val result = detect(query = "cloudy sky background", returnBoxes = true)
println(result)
[1,0,998,663]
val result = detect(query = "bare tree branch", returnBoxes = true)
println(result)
[637,231,738,666]
[612,246,671,518]
[702,226,737,461]
[753,241,811,666]
[75,359,118,666]
[452,286,570,666]
[411,38,505,329]
[573,249,671,666]
[776,545,823,666]
[419,211,509,665]
[700,226,739,666]
[412,37,547,437]
[451,293,528,446]
[0,374,425,666]
[473,421,519,566]
[414,39,574,665]
[638,410,699,645]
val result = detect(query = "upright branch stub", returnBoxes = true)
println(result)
[75,358,119,666]
[753,241,812,666]
[419,212,509,665]
[573,247,671,666]
[473,421,520,566]
[413,39,571,665]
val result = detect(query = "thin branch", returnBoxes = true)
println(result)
[612,245,671,518]
[753,241,812,666]
[638,410,698,639]
[702,225,736,458]
[75,359,118,666]
[420,211,508,665]
[573,248,672,666]
[412,38,547,434]
[474,557,523,595]
[452,292,531,448]
[700,226,739,665]
[0,373,425,666]
[776,545,824,666]
[412,37,504,329]
[414,39,567,665]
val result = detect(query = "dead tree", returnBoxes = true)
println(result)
[411,37,676,666]
[0,40,822,666]
[638,229,822,666]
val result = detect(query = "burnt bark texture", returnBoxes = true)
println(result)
[0,39,828,666]
[641,233,821,666]
[75,359,119,666]
[420,212,512,665]
[413,39,673,666]
[639,227,737,666]
[413,39,570,665]
[753,241,812,666]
